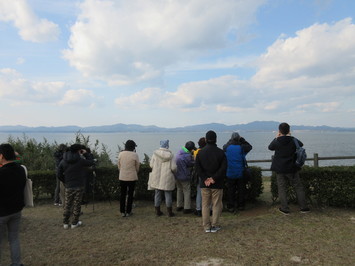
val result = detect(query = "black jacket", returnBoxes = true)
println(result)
[195,143,227,189]
[268,136,303,173]
[0,162,26,216]
[57,151,95,189]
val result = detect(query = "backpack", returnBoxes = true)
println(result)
[293,138,306,167]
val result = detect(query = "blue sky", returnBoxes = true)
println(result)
[1,0,355,128]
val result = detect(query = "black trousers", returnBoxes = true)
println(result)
[120,181,136,214]
[226,178,246,209]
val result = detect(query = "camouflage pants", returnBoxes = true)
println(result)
[63,187,84,225]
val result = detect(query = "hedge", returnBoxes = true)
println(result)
[271,166,355,208]
[28,165,264,203]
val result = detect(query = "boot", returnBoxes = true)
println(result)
[155,206,163,216]
[167,207,175,217]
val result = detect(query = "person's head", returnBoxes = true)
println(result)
[205,130,217,144]
[69,144,83,153]
[125,140,137,151]
[231,132,240,141]
[185,141,196,152]
[0,143,16,162]
[279,122,290,135]
[160,140,169,149]
[58,144,67,152]
[198,137,206,148]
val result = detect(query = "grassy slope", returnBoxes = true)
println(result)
[1,199,354,266]
[2,181,354,265]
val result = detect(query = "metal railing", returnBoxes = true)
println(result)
[248,153,355,171]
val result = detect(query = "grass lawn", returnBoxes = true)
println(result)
[1,183,354,265]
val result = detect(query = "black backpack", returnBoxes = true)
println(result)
[293,138,306,167]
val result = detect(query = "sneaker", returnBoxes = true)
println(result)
[210,227,218,233]
[278,208,290,215]
[300,208,310,213]
[121,213,126,217]
[54,203,59,206]
[125,213,132,217]
[63,224,69,229]
[71,221,82,229]
[205,228,211,233]
[211,226,221,232]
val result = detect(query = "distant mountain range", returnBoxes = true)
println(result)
[0,121,354,133]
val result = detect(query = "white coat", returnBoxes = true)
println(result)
[148,148,177,191]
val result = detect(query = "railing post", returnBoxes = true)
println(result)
[314,153,319,168]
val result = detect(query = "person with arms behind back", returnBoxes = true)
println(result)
[118,140,140,217]
[195,131,227,233]
[268,122,310,215]
[0,143,26,266]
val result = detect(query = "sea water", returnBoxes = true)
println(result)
[0,131,354,168]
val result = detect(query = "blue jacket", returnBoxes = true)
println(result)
[175,148,194,181]
[223,138,252,179]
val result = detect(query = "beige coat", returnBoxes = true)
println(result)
[118,151,140,181]
[148,148,177,191]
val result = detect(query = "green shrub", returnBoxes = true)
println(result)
[271,166,355,207]
[29,165,263,203]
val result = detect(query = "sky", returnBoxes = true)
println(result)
[0,0,355,128]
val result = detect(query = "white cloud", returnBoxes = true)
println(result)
[115,87,163,108]
[63,0,266,85]
[0,0,60,42]
[0,68,65,102]
[0,68,102,108]
[114,18,355,120]
[58,89,102,107]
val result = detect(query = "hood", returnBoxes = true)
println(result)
[63,151,81,164]
[276,136,293,145]
[154,148,173,162]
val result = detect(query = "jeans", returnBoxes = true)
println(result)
[0,211,22,265]
[176,180,191,209]
[201,188,223,230]
[195,183,202,211]
[276,172,307,211]
[120,180,136,214]
[154,190,173,208]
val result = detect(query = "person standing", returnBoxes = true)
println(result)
[53,144,67,206]
[148,140,177,217]
[223,132,252,212]
[118,140,140,217]
[57,144,96,229]
[175,141,195,214]
[268,122,310,214]
[193,137,206,217]
[0,144,26,265]
[195,131,227,233]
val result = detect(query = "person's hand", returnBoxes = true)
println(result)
[204,177,215,186]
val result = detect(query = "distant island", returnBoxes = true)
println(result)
[0,121,354,133]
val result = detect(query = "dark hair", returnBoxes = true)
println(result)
[279,122,290,135]
[198,137,206,148]
[70,144,83,153]
[206,130,217,144]
[125,140,137,151]
[185,141,196,151]
[0,143,16,160]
